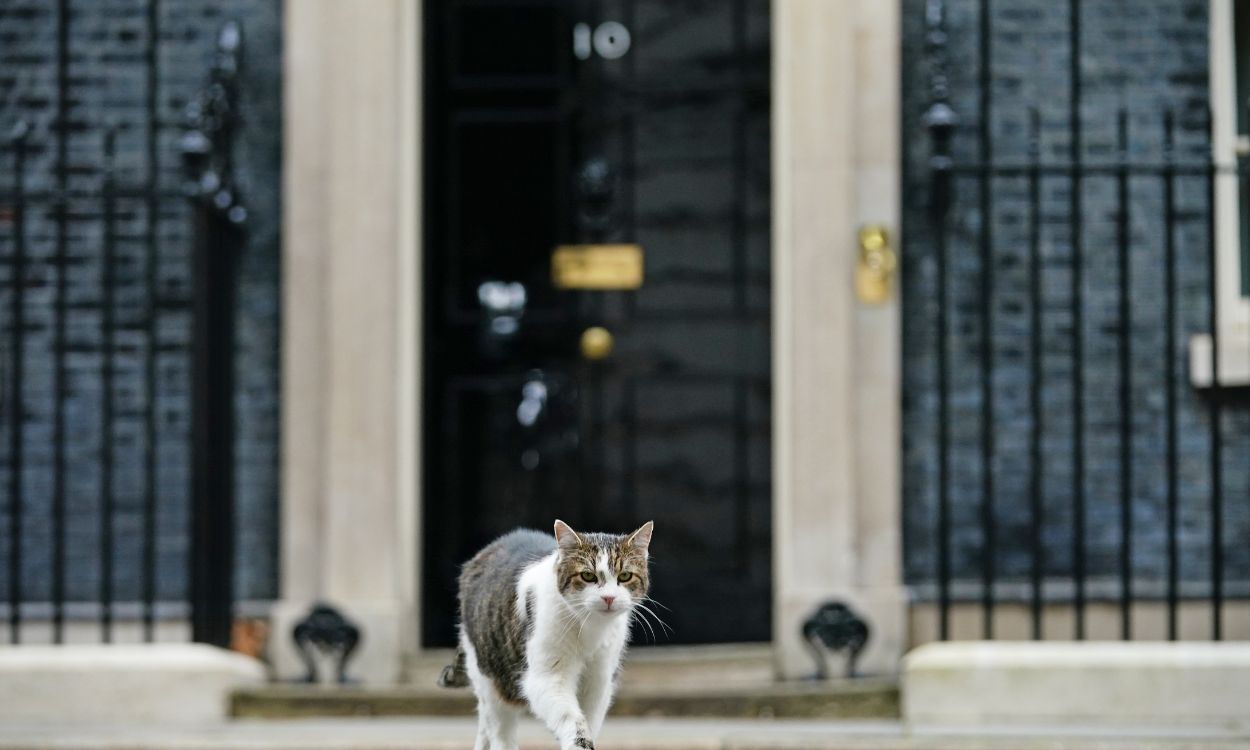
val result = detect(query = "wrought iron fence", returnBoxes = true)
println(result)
[0,19,243,647]
[918,0,1246,641]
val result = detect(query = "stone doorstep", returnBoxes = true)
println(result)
[903,641,1250,731]
[406,643,779,691]
[224,642,893,720]
[0,643,266,724]
[230,679,901,721]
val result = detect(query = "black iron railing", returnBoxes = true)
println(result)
[0,18,243,647]
[919,0,1245,641]
[183,20,246,650]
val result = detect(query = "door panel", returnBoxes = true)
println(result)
[449,2,572,86]
[447,114,570,319]
[423,0,771,647]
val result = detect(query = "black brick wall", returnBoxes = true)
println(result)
[902,0,1250,598]
[0,0,280,606]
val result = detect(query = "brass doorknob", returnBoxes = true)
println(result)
[580,326,614,360]
[856,224,896,304]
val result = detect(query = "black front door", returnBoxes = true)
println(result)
[422,0,771,646]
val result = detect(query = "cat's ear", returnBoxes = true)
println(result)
[553,519,583,550]
[627,520,654,552]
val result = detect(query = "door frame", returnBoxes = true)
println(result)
[275,0,905,684]
[769,0,905,678]
[418,0,775,649]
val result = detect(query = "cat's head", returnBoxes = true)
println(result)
[552,519,653,618]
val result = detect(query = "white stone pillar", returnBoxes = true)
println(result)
[772,0,906,679]
[273,0,421,685]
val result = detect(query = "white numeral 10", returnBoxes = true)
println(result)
[573,21,631,60]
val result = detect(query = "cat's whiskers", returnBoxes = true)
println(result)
[640,602,670,632]
[560,606,594,646]
[572,598,601,643]
[628,605,658,643]
[631,600,674,638]
[553,594,599,645]
[552,599,585,643]
[641,595,672,613]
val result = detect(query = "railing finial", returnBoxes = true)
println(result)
[181,20,246,226]
[923,0,958,221]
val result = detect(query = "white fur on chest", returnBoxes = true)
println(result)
[516,552,630,682]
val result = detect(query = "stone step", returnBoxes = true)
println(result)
[407,643,779,692]
[237,643,896,721]
[231,679,900,720]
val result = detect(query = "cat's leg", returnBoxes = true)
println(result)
[492,705,522,750]
[469,692,492,750]
[472,687,520,750]
[492,701,521,750]
[577,653,617,740]
[461,634,517,750]
[522,665,595,750]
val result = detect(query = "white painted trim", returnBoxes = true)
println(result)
[769,0,795,631]
[278,0,906,682]
[276,0,420,684]
[279,0,330,605]
[771,0,906,679]
[396,0,422,659]
[1192,0,1250,386]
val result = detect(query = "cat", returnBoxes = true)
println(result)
[438,519,654,750]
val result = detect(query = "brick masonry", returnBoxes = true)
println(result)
[0,0,280,608]
[901,0,1250,598]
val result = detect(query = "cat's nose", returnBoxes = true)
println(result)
[601,595,616,608]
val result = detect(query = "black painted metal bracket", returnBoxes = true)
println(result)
[801,601,870,680]
[292,603,362,684]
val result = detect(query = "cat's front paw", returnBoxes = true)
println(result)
[572,737,595,750]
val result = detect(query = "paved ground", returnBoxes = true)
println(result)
[0,718,1247,750]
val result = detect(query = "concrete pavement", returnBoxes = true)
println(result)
[0,717,1247,750]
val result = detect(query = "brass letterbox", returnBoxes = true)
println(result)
[551,244,644,290]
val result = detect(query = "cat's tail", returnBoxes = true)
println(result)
[436,645,470,688]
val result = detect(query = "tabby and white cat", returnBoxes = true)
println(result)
[438,519,655,750]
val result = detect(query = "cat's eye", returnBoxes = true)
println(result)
[617,572,633,583]
[579,571,597,583]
